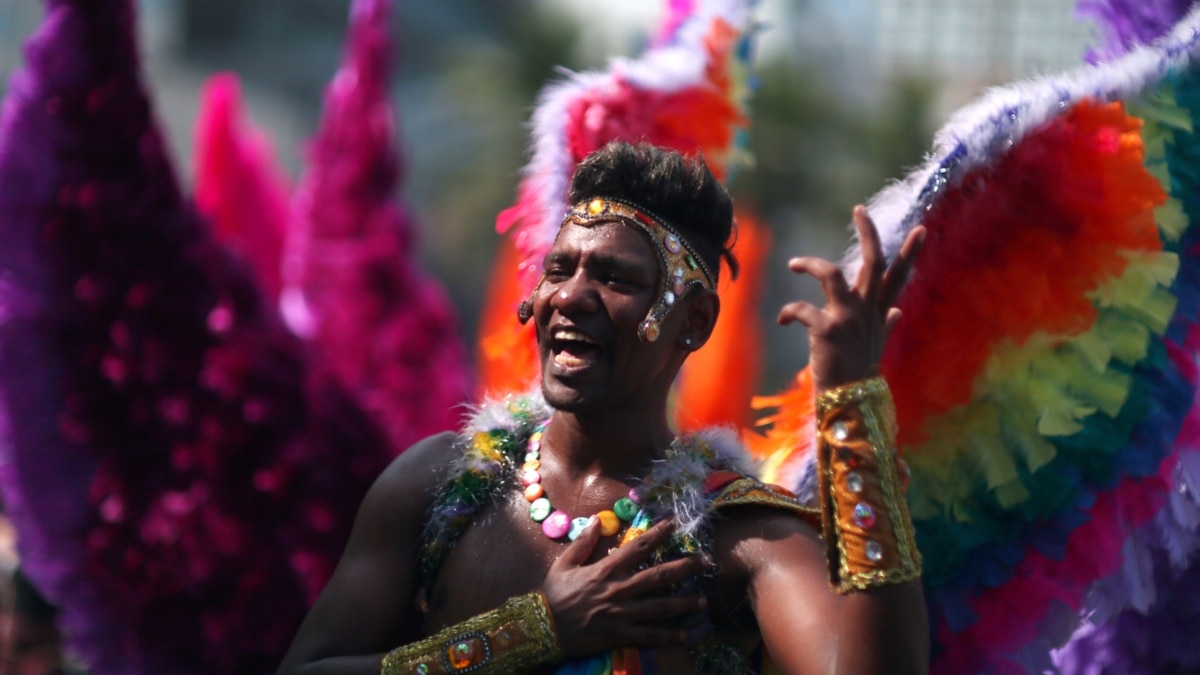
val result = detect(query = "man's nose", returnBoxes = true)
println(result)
[550,273,600,314]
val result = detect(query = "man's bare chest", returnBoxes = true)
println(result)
[421,489,759,634]
[424,490,635,629]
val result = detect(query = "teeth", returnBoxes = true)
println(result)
[554,352,587,367]
[553,329,597,345]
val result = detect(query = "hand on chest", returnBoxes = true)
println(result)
[427,487,641,624]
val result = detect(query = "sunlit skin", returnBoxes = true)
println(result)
[535,220,692,420]
[276,206,928,674]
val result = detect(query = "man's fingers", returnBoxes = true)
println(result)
[607,520,675,573]
[621,555,705,596]
[556,516,601,567]
[777,301,827,331]
[880,225,926,309]
[787,256,853,306]
[852,205,887,300]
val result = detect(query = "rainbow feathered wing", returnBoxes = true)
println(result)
[754,8,1200,672]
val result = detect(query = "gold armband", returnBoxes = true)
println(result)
[381,591,563,674]
[816,377,922,593]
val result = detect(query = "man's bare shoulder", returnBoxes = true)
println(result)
[374,431,460,493]
[354,431,462,537]
[712,502,822,547]
[709,498,826,586]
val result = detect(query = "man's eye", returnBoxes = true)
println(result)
[604,274,636,288]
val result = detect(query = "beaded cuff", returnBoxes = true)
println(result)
[816,377,922,593]
[381,592,563,674]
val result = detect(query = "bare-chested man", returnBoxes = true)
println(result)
[277,141,928,674]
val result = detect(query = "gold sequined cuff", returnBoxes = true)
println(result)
[381,591,563,674]
[816,377,922,593]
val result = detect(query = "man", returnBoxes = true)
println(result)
[278,142,928,674]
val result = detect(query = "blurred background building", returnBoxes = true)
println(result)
[0,0,1098,392]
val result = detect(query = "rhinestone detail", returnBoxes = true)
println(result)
[846,472,864,494]
[853,502,876,529]
[865,540,883,562]
[832,420,850,441]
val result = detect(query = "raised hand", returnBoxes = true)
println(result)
[778,206,925,391]
[540,519,708,657]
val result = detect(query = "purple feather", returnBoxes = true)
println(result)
[283,0,471,454]
[1076,0,1196,62]
[0,0,391,671]
[1054,546,1200,674]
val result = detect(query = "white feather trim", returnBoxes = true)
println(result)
[515,0,758,277]
[842,5,1200,281]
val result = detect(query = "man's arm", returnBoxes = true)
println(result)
[749,204,928,672]
[277,432,456,675]
[717,510,929,674]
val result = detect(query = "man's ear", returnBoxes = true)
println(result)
[678,289,720,351]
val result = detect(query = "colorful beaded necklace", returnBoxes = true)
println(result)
[520,424,646,541]
[417,394,757,606]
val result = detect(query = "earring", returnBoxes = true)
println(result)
[517,300,533,324]
[683,337,693,346]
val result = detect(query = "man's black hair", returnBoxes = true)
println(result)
[567,141,738,280]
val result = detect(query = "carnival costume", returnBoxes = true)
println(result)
[382,163,922,670]
[0,0,1198,674]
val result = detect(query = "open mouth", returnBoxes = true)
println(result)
[549,328,604,369]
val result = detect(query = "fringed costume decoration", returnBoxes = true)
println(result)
[479,0,768,432]
[750,4,1200,671]
[0,0,469,671]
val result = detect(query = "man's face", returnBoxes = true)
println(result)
[532,220,681,412]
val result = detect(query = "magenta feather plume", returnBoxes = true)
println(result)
[282,0,471,453]
[0,0,392,671]
[193,73,291,301]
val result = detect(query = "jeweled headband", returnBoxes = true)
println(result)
[517,197,716,342]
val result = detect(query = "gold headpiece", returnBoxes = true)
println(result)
[517,197,716,342]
